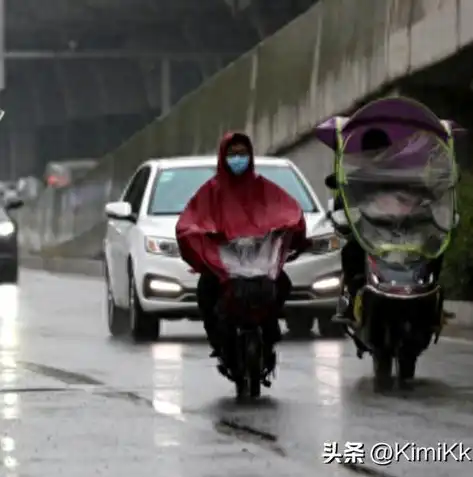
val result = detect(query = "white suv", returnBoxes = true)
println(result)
[103,156,342,341]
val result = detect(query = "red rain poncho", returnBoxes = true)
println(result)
[176,132,307,280]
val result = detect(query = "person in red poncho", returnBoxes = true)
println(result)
[176,132,309,364]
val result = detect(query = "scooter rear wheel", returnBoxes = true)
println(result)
[373,350,394,392]
[235,377,249,399]
[249,365,261,397]
[397,354,417,382]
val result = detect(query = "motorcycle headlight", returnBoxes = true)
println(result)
[0,221,15,237]
[145,236,180,257]
[307,234,341,254]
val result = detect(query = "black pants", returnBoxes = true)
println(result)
[341,238,445,296]
[197,271,291,352]
[341,239,366,297]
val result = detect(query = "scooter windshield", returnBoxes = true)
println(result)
[340,131,456,262]
[218,231,290,279]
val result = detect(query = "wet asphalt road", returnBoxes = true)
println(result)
[2,270,473,476]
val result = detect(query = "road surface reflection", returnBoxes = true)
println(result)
[0,284,20,475]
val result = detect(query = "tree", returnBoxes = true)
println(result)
[441,171,473,299]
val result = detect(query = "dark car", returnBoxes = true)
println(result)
[0,198,24,283]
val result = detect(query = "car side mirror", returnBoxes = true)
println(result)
[327,198,334,212]
[105,201,135,222]
[5,198,24,210]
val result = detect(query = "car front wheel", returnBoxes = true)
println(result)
[105,268,127,337]
[0,259,18,284]
[128,269,161,342]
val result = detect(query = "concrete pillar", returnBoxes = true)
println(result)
[8,126,36,178]
[160,58,171,116]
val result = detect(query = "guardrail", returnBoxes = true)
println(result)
[17,0,468,259]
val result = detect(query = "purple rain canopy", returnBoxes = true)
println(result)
[313,96,465,154]
[315,97,459,259]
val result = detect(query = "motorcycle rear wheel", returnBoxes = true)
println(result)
[235,376,249,399]
[235,331,263,400]
[235,366,262,399]
[249,363,261,397]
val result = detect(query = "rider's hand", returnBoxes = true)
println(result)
[289,238,312,258]
[206,231,226,241]
[286,248,302,263]
[301,237,313,252]
[325,173,337,190]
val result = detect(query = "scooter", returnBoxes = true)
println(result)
[212,231,293,399]
[314,95,462,391]
[328,213,447,391]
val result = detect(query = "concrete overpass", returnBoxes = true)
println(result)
[15,0,473,261]
[0,0,316,179]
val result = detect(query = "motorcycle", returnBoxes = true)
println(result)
[315,96,462,391]
[213,230,294,399]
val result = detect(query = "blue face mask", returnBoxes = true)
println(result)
[226,154,250,175]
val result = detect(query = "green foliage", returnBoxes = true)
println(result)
[441,171,473,299]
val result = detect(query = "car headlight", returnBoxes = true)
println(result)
[148,278,182,295]
[0,221,15,237]
[145,237,180,257]
[312,276,341,292]
[307,234,341,254]
[143,274,183,298]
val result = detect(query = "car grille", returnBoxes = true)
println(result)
[179,290,315,303]
[288,290,315,301]
[180,293,198,302]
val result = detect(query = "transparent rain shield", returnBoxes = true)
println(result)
[339,131,456,262]
[218,231,290,279]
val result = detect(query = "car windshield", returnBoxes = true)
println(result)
[147,164,318,215]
